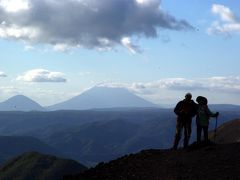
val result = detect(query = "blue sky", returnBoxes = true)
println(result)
[0,0,240,106]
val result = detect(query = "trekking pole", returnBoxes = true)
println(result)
[214,116,218,143]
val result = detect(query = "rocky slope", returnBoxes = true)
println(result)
[209,119,240,143]
[65,142,240,180]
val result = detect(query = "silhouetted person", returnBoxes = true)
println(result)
[196,96,219,143]
[173,93,197,149]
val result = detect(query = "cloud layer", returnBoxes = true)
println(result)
[17,69,66,82]
[98,76,240,105]
[208,4,240,36]
[0,0,193,51]
[100,76,240,95]
[0,71,7,77]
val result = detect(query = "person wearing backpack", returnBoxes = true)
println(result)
[173,93,197,149]
[196,96,219,144]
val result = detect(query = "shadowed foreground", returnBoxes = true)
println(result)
[65,142,240,180]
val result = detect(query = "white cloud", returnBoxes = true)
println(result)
[98,76,240,105]
[208,4,240,35]
[24,44,34,51]
[53,43,75,52]
[0,71,7,77]
[121,37,142,54]
[211,4,235,22]
[98,76,240,94]
[0,0,193,52]
[0,0,29,12]
[0,86,17,94]
[141,77,240,93]
[135,0,155,5]
[0,24,38,40]
[16,69,67,82]
[206,76,240,93]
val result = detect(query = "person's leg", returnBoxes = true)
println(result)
[183,124,188,148]
[184,119,192,148]
[197,125,202,143]
[187,119,192,140]
[173,119,183,149]
[203,126,208,143]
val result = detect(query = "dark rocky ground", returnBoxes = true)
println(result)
[64,142,240,180]
[209,119,240,144]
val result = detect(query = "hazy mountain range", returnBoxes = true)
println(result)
[1,119,240,179]
[0,87,157,111]
[0,107,240,166]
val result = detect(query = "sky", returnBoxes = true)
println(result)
[0,0,240,106]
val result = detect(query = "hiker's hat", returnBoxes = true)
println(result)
[196,96,208,105]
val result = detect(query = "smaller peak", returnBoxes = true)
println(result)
[0,95,45,111]
[11,94,29,99]
[6,95,35,102]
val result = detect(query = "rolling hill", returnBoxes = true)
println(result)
[0,152,87,180]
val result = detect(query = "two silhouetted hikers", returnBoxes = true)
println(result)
[173,93,197,150]
[172,93,220,150]
[196,96,219,144]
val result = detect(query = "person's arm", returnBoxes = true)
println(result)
[190,101,198,117]
[174,101,182,116]
[206,106,219,117]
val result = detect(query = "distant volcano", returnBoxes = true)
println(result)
[48,86,156,110]
[0,95,45,111]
